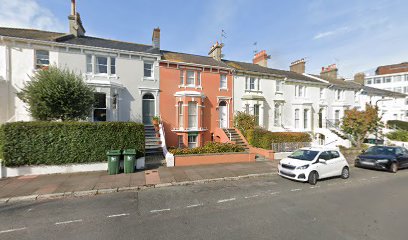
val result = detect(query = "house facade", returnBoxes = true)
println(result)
[159,43,234,148]
[0,1,161,124]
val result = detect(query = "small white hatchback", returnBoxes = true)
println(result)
[278,147,350,185]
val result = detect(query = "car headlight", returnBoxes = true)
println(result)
[296,164,309,170]
[376,159,389,163]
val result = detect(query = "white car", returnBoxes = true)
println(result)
[278,147,350,185]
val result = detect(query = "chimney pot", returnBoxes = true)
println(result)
[253,50,269,67]
[208,42,224,61]
[290,58,306,74]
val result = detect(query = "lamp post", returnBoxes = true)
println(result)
[375,98,393,145]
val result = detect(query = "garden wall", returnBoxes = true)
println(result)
[174,152,256,166]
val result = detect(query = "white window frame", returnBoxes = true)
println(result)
[304,109,309,129]
[276,80,283,92]
[178,135,184,148]
[86,54,116,76]
[35,50,50,69]
[296,85,305,98]
[186,70,195,87]
[188,101,198,129]
[197,71,201,87]
[320,88,325,99]
[274,103,281,127]
[220,74,227,89]
[178,102,184,129]
[180,70,184,85]
[249,77,256,90]
[294,109,300,129]
[144,61,154,79]
[188,135,198,149]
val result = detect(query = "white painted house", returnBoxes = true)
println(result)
[0,1,161,124]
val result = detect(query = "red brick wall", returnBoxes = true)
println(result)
[376,63,408,75]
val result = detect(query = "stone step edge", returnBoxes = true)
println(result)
[0,172,279,204]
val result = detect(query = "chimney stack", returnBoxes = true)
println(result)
[253,50,269,67]
[354,72,366,85]
[68,0,86,37]
[152,27,160,49]
[208,42,224,61]
[320,64,338,80]
[290,58,306,74]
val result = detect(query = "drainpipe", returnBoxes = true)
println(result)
[5,41,12,122]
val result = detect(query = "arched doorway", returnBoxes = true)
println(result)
[142,93,155,124]
[219,101,228,128]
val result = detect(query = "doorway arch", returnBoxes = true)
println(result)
[142,93,155,124]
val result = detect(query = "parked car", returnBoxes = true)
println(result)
[278,147,350,185]
[355,146,408,173]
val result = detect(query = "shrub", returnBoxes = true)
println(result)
[246,128,311,150]
[386,130,408,142]
[387,120,408,131]
[0,122,145,167]
[17,66,94,121]
[169,142,244,155]
[234,111,256,137]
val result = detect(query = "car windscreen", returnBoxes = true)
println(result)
[364,146,395,155]
[288,150,319,161]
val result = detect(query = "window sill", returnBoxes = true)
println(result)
[178,85,202,89]
[275,91,283,94]
[85,73,118,79]
[219,88,228,91]
[143,77,155,81]
[245,89,262,93]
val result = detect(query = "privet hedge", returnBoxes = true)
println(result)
[246,128,311,150]
[387,120,408,131]
[0,122,145,167]
[169,142,244,155]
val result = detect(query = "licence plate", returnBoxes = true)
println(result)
[361,161,375,166]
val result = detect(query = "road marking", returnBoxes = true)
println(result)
[290,188,302,192]
[310,186,320,189]
[107,213,130,218]
[185,203,203,208]
[217,198,236,203]
[0,227,27,234]
[270,191,280,195]
[150,208,171,213]
[244,194,259,199]
[55,219,83,225]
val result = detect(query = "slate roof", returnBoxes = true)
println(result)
[224,60,327,84]
[161,51,231,68]
[0,27,160,54]
[347,81,407,98]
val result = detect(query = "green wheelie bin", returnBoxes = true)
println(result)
[107,150,121,175]
[123,149,137,173]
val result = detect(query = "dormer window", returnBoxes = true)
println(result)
[35,50,49,69]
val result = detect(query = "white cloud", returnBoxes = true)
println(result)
[313,26,350,40]
[0,0,64,31]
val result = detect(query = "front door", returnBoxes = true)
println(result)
[219,101,228,128]
[142,93,155,125]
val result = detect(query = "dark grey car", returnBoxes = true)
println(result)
[355,146,408,173]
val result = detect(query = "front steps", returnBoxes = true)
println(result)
[144,125,165,168]
[222,128,250,151]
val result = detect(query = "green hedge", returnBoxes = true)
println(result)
[246,128,311,150]
[0,122,145,167]
[169,142,244,155]
[386,130,408,142]
[387,120,408,131]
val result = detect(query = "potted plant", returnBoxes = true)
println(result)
[152,116,160,125]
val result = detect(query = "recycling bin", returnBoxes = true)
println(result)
[107,150,121,175]
[123,149,137,173]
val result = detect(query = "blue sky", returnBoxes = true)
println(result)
[1,0,407,78]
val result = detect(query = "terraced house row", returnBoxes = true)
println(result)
[0,1,405,153]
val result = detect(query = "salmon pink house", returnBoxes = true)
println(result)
[159,43,234,148]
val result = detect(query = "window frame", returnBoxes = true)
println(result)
[143,61,154,79]
[178,102,184,129]
[220,74,227,89]
[303,109,309,129]
[86,54,117,76]
[93,92,107,122]
[35,49,50,69]
[276,80,283,92]
[188,101,198,129]
[294,109,300,128]
[178,135,184,148]
[186,70,195,87]
[188,135,198,149]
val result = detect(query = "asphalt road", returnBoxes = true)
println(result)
[1,167,408,240]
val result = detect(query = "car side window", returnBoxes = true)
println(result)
[329,151,340,159]
[395,148,403,155]
[319,151,331,160]
[401,148,408,155]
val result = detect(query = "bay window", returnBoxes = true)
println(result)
[178,102,184,128]
[188,102,198,129]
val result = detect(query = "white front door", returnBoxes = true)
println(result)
[219,101,228,128]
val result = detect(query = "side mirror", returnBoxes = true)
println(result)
[319,159,327,164]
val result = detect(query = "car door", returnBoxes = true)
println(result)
[317,151,332,178]
[400,147,408,168]
[328,150,344,176]
[395,147,406,168]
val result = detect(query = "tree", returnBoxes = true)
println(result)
[341,104,382,148]
[18,66,94,121]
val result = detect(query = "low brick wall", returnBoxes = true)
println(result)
[249,146,275,160]
[174,152,256,167]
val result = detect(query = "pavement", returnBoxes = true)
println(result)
[0,161,278,203]
[1,166,407,240]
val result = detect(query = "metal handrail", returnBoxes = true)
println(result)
[326,119,356,145]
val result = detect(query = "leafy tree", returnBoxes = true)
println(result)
[234,111,256,137]
[18,66,94,121]
[341,104,382,148]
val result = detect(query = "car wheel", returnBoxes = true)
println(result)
[308,171,318,185]
[390,162,398,173]
[341,167,350,179]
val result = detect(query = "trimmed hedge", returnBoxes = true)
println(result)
[386,130,408,142]
[169,142,244,155]
[0,122,145,167]
[387,120,408,131]
[246,128,311,150]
